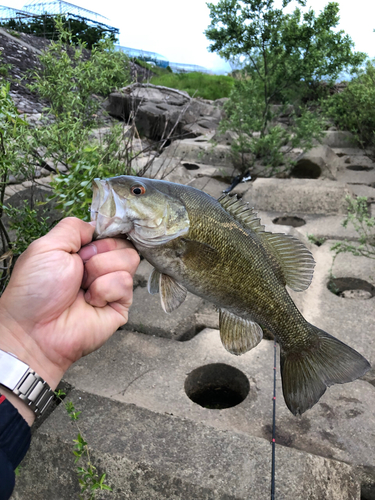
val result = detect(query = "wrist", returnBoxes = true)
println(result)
[0,308,65,425]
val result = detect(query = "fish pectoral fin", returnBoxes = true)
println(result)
[181,239,218,271]
[148,268,160,294]
[219,309,263,355]
[160,274,187,313]
[261,232,315,292]
[280,324,371,416]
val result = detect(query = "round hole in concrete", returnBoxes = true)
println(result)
[185,363,250,410]
[290,160,322,179]
[327,277,375,299]
[346,165,374,171]
[272,215,306,227]
[182,162,200,170]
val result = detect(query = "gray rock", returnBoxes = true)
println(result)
[104,84,223,141]
[13,389,360,500]
[211,129,239,146]
[145,157,194,184]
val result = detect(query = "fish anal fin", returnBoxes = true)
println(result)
[281,324,371,415]
[160,274,187,313]
[148,268,160,295]
[261,232,315,291]
[219,309,263,355]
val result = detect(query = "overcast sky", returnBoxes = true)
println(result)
[10,0,375,73]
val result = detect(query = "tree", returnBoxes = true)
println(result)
[206,1,365,128]
[205,1,366,174]
[1,15,117,49]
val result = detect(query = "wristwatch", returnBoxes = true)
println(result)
[0,349,54,417]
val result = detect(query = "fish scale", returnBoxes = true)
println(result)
[91,175,370,415]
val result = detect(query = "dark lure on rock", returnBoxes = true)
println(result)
[91,175,370,415]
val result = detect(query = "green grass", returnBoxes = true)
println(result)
[149,72,235,101]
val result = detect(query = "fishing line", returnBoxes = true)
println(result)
[271,338,277,500]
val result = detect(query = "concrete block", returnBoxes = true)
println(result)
[292,145,339,179]
[188,176,229,199]
[12,390,360,500]
[243,178,354,214]
[256,210,361,242]
[321,131,358,148]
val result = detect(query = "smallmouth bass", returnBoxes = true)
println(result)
[91,175,370,415]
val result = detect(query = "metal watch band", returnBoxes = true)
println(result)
[0,350,54,417]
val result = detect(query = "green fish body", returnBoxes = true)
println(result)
[91,175,370,415]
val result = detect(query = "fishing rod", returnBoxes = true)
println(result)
[271,339,277,500]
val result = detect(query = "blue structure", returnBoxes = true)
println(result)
[169,62,211,74]
[115,45,211,73]
[115,45,170,69]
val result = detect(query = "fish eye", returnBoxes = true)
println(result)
[131,185,146,196]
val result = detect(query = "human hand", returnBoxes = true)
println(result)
[0,217,139,423]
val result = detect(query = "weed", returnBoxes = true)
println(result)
[330,196,375,260]
[307,234,327,247]
[55,391,112,499]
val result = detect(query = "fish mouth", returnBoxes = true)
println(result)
[91,179,133,239]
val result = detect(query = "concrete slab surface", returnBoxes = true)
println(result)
[12,390,360,500]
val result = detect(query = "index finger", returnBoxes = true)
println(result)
[78,238,136,263]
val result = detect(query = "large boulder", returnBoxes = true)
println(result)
[104,83,224,141]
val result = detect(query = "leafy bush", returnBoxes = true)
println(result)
[150,72,235,100]
[29,19,129,123]
[0,81,52,289]
[331,196,375,261]
[3,202,51,256]
[323,59,375,152]
[51,125,136,221]
[0,20,133,289]
[221,77,325,173]
[26,18,134,221]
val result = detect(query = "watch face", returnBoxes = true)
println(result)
[0,351,28,391]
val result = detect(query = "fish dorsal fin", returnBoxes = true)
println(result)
[219,309,263,355]
[217,195,315,292]
[160,274,187,313]
[261,232,315,292]
[217,194,265,234]
[148,268,160,295]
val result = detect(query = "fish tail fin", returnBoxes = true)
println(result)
[280,324,370,415]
